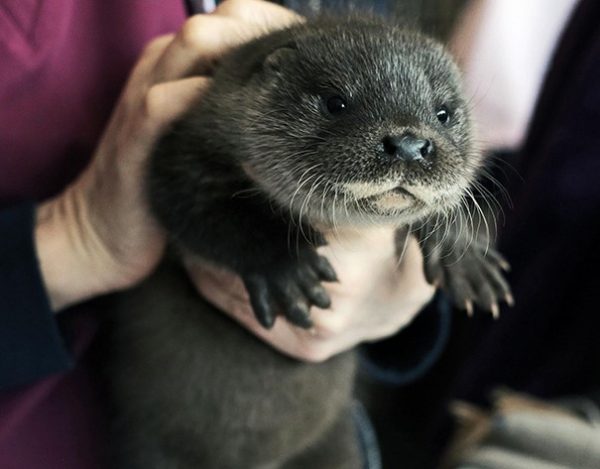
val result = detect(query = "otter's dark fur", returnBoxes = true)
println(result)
[104,17,511,469]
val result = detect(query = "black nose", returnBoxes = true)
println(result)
[382,134,434,163]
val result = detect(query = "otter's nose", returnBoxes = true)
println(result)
[382,134,434,163]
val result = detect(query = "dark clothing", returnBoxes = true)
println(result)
[0,203,72,388]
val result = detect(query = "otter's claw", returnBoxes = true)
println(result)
[244,275,277,329]
[243,249,335,329]
[418,234,513,317]
[441,244,512,317]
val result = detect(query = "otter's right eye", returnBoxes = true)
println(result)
[436,106,450,124]
[325,95,347,114]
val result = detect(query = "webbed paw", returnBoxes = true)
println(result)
[422,240,513,318]
[242,248,337,329]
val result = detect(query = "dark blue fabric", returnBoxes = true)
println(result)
[360,293,451,386]
[352,400,382,469]
[0,204,72,390]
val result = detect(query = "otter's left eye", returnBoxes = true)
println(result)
[436,106,450,124]
[325,95,347,114]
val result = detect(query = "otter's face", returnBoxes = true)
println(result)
[236,22,480,227]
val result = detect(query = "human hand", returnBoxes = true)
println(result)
[35,0,301,311]
[187,227,436,362]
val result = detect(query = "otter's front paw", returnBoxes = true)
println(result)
[423,241,513,318]
[242,250,338,329]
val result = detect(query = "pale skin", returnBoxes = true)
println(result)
[34,0,435,363]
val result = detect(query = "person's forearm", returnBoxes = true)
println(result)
[35,187,120,312]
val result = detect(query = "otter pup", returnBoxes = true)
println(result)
[104,17,511,469]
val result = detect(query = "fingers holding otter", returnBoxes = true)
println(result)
[153,15,247,80]
[153,1,301,82]
[214,0,302,30]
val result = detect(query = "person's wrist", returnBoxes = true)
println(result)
[35,186,127,311]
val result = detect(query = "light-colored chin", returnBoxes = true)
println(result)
[342,181,399,199]
[373,191,413,211]
[342,179,470,206]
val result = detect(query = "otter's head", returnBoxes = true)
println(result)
[225,19,479,227]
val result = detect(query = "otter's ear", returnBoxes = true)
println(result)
[262,42,297,74]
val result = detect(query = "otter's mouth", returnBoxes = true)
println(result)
[341,181,417,200]
[364,184,420,213]
[371,185,418,204]
[390,186,415,199]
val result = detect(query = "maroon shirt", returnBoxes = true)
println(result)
[0,1,185,467]
[1,0,185,203]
